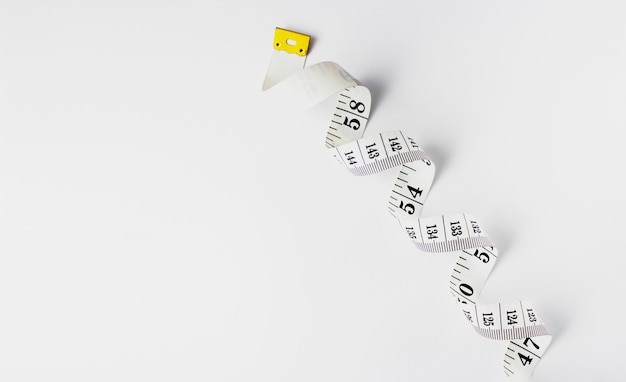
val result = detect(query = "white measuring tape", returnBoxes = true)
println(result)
[262,27,551,380]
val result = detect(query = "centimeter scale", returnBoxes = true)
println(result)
[262,27,551,380]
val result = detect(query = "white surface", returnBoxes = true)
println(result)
[1,1,625,381]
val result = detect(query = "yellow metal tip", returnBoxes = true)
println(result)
[273,27,310,57]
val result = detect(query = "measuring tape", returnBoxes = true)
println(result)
[262,27,551,380]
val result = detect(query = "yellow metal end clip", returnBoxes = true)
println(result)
[273,28,310,57]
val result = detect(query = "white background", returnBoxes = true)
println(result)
[1,1,625,381]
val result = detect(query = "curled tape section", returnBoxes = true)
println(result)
[262,27,551,380]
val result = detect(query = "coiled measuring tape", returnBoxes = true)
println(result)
[262,27,551,380]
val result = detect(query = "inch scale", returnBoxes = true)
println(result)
[262,27,551,380]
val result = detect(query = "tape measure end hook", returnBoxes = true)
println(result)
[273,27,311,57]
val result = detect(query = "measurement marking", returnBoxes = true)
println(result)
[399,131,410,151]
[379,133,389,158]
[510,341,542,359]
[442,215,448,242]
[338,100,346,104]
[520,301,526,326]
[328,132,341,139]
[449,286,473,304]
[404,164,416,171]
[391,190,423,205]
[474,305,479,326]
[484,246,497,256]
[397,178,407,183]
[329,126,337,131]
[456,262,469,270]
[356,140,365,163]
[504,366,514,375]
[399,171,408,176]
[451,275,461,281]
[337,107,367,119]
[339,93,349,98]
[389,195,398,201]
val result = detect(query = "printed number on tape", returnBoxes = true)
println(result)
[262,27,551,380]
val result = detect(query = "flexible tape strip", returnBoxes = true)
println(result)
[262,27,551,380]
